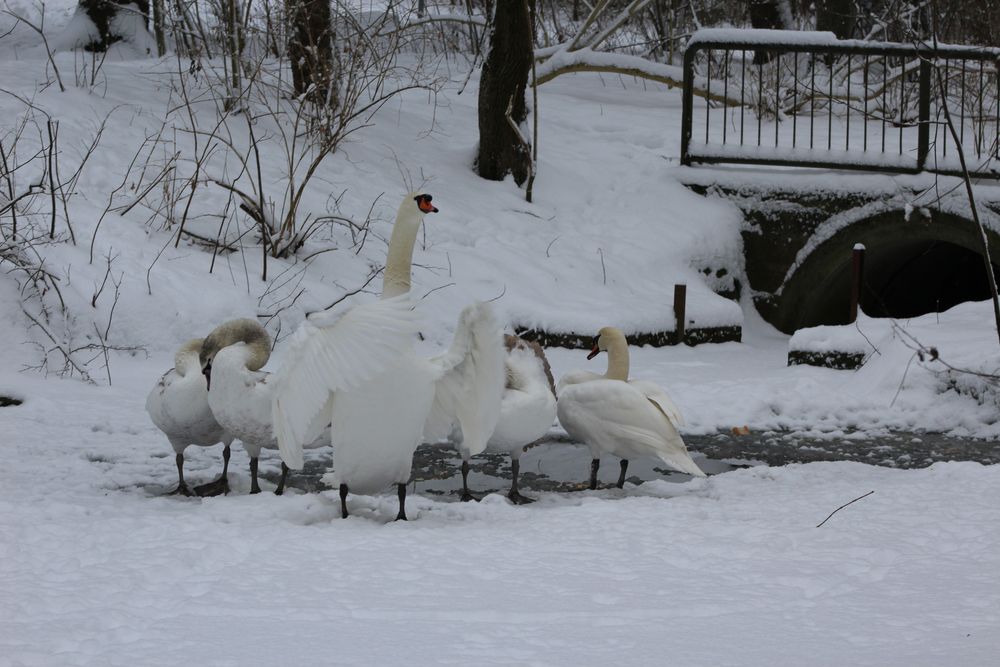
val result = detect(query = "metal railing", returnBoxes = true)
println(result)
[681,31,1000,178]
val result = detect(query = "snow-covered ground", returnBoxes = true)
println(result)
[2,5,1000,665]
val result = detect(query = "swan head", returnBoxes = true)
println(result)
[587,326,625,360]
[409,192,438,214]
[199,318,272,389]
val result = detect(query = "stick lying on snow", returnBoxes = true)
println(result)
[816,490,875,528]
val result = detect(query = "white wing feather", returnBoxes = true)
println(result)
[558,380,705,477]
[557,369,602,393]
[423,302,505,457]
[272,295,422,469]
[628,379,685,427]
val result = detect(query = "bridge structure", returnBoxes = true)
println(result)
[677,29,1000,334]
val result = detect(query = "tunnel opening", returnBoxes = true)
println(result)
[862,240,996,319]
[793,237,999,331]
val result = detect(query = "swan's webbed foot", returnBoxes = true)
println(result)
[274,462,289,496]
[195,444,232,496]
[506,488,535,505]
[169,453,193,496]
[193,475,229,497]
[168,482,194,497]
[459,460,478,502]
[395,483,408,521]
[507,459,534,504]
[339,484,349,519]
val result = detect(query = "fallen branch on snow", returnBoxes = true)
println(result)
[816,490,875,528]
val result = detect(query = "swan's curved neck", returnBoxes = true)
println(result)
[204,320,271,372]
[175,338,204,377]
[603,336,629,381]
[382,204,423,299]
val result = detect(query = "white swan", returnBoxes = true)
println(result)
[274,193,506,521]
[557,326,706,488]
[457,334,557,504]
[199,319,324,494]
[146,338,235,496]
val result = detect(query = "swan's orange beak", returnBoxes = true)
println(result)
[416,194,438,213]
[587,345,600,360]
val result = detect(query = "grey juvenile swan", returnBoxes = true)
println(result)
[199,319,325,494]
[146,338,235,496]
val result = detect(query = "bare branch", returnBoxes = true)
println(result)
[816,491,875,528]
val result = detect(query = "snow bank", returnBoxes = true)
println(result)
[3,362,999,666]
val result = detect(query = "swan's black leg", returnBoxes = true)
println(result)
[395,483,408,521]
[221,444,231,490]
[589,458,600,490]
[459,460,479,502]
[617,459,629,489]
[274,462,289,496]
[194,444,231,497]
[339,484,349,518]
[169,452,193,496]
[249,457,261,494]
[507,457,534,505]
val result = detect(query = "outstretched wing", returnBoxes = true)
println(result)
[272,295,422,469]
[629,379,685,427]
[423,302,505,457]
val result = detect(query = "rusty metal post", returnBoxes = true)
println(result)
[674,284,687,344]
[850,244,865,322]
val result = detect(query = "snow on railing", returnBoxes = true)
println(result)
[681,29,1000,179]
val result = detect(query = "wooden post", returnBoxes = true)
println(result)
[674,283,687,344]
[850,244,865,322]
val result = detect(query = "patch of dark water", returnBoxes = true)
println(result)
[268,430,999,499]
[686,430,1000,469]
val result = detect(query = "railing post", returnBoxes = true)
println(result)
[917,57,932,171]
[673,284,687,344]
[850,244,865,322]
[681,45,696,166]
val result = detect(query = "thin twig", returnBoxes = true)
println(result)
[318,267,384,312]
[420,282,456,301]
[485,284,507,303]
[890,351,918,407]
[816,491,875,528]
[545,235,560,257]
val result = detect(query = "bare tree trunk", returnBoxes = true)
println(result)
[151,0,166,55]
[748,0,786,30]
[815,0,855,38]
[476,0,533,185]
[220,0,242,105]
[78,0,150,51]
[748,0,788,63]
[287,0,337,107]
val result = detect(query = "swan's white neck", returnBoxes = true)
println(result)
[175,351,203,378]
[381,203,424,299]
[174,339,204,377]
[603,335,630,381]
